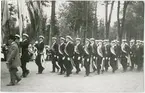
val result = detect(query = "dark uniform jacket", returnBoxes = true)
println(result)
[64,42,74,57]
[58,43,65,56]
[83,44,92,58]
[35,41,44,54]
[74,43,83,57]
[130,44,136,57]
[20,39,29,62]
[51,42,58,58]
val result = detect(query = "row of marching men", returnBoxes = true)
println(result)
[50,36,144,77]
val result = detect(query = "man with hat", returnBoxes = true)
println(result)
[50,37,60,73]
[6,35,21,86]
[97,40,104,74]
[83,38,91,76]
[120,39,130,72]
[19,33,30,77]
[90,38,97,72]
[73,38,83,74]
[58,37,66,74]
[110,40,118,73]
[102,39,111,72]
[64,35,74,77]
[34,35,45,74]
[136,40,144,71]
[129,39,136,71]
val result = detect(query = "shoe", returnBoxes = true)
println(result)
[6,83,15,86]
[50,71,55,73]
[40,68,44,74]
[17,78,21,83]
[57,68,60,72]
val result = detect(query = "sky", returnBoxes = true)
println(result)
[8,0,121,27]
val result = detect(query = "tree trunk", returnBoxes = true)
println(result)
[117,1,121,44]
[107,1,114,39]
[50,1,56,45]
[105,1,108,39]
[121,1,129,41]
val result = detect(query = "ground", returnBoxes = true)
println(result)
[1,61,144,92]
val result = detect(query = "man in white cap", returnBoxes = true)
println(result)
[101,39,111,72]
[73,38,83,74]
[19,33,30,77]
[90,38,97,72]
[64,35,74,77]
[110,40,118,73]
[34,35,45,74]
[120,39,130,72]
[136,40,144,71]
[58,37,66,75]
[50,37,60,73]
[83,38,91,76]
[96,40,105,74]
[129,39,136,71]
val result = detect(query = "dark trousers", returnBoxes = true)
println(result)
[52,56,59,72]
[97,57,102,74]
[104,57,109,71]
[35,54,44,73]
[9,67,21,84]
[91,56,97,72]
[74,56,81,73]
[64,57,72,76]
[21,60,29,76]
[58,56,66,74]
[120,56,127,71]
[110,57,117,72]
[84,57,90,76]
[130,56,136,70]
[136,56,143,71]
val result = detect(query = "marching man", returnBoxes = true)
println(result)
[34,35,45,74]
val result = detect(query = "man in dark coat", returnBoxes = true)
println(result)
[6,35,21,86]
[50,37,60,73]
[136,40,144,71]
[64,36,74,77]
[110,40,118,73]
[97,40,104,74]
[90,38,97,72]
[35,35,45,74]
[120,39,130,72]
[58,37,66,74]
[129,39,137,71]
[73,38,83,74]
[102,39,111,72]
[19,33,30,77]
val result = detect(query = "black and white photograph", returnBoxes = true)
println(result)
[1,0,144,92]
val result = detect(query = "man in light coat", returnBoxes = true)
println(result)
[6,35,21,86]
